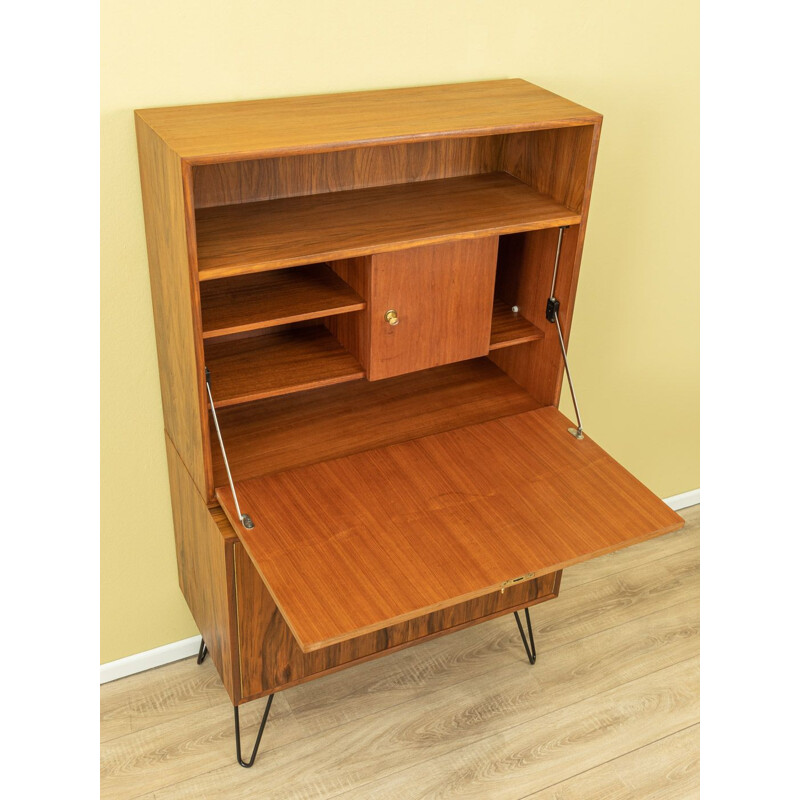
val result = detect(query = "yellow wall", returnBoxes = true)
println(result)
[101,0,699,663]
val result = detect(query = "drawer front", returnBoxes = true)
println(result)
[367,238,498,380]
[234,542,560,702]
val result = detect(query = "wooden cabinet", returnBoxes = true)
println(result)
[136,79,683,766]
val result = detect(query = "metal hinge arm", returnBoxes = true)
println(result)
[546,227,584,440]
[205,368,255,529]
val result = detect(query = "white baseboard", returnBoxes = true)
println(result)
[663,488,700,512]
[100,635,202,684]
[100,488,699,684]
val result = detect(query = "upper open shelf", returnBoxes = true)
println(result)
[195,172,581,281]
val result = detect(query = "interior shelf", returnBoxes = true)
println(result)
[210,358,541,486]
[195,172,582,280]
[200,263,365,339]
[489,300,544,350]
[204,326,366,408]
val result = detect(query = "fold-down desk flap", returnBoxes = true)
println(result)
[217,406,683,653]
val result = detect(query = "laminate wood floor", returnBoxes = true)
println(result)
[101,505,699,800]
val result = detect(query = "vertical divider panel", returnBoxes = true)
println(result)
[325,256,373,373]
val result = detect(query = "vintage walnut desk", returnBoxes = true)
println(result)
[135,79,683,767]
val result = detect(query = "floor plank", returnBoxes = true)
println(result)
[340,657,699,800]
[143,598,698,798]
[101,506,700,800]
[101,656,225,743]
[523,724,700,800]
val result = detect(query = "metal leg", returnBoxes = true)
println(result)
[234,694,274,768]
[197,638,208,665]
[513,607,537,665]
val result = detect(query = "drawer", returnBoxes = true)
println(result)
[234,541,561,702]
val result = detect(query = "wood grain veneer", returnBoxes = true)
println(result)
[135,117,209,495]
[210,358,540,488]
[491,228,580,405]
[165,434,239,702]
[500,125,595,213]
[367,239,498,379]
[192,137,499,208]
[217,406,683,652]
[204,326,366,408]
[199,263,365,339]
[234,539,560,701]
[135,79,601,164]
[489,299,544,350]
[491,122,601,405]
[194,173,581,280]
[325,256,372,371]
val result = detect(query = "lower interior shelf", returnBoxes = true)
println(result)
[204,326,365,407]
[217,405,684,652]
[210,358,540,486]
[204,298,543,412]
[489,299,544,350]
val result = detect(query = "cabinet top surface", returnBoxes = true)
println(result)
[135,79,600,163]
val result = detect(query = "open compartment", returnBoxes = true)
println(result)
[208,357,540,487]
[490,226,583,407]
[190,126,595,281]
[199,262,365,339]
[203,321,365,408]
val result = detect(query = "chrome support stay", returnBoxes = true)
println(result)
[546,226,585,440]
[205,367,255,529]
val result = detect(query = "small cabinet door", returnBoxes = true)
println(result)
[367,238,498,380]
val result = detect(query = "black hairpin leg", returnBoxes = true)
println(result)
[513,607,537,665]
[234,694,274,768]
[197,638,208,664]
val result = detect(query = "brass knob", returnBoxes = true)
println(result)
[384,309,399,326]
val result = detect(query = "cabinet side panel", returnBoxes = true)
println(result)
[135,115,208,495]
[235,542,559,702]
[165,434,240,703]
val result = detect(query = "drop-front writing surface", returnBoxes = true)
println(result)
[217,407,683,653]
